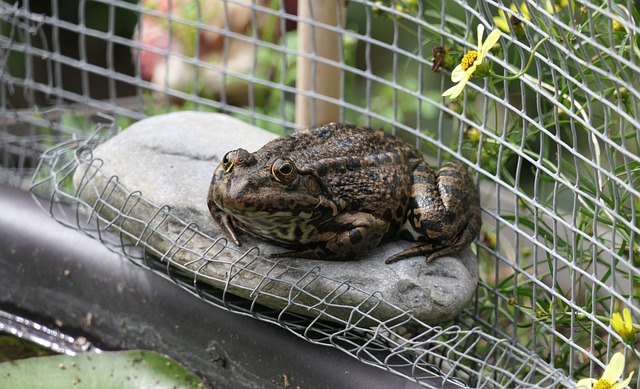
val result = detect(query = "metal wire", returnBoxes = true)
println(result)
[2,0,640,387]
[0,308,99,356]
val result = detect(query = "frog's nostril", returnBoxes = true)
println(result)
[233,148,257,167]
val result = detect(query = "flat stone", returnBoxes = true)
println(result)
[73,112,478,325]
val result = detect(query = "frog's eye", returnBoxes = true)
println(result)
[222,151,232,164]
[222,150,236,172]
[271,158,297,183]
[221,149,256,174]
[222,150,236,173]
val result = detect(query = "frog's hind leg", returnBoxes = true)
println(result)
[405,160,475,241]
[389,160,482,264]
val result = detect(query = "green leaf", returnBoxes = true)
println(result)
[0,350,205,389]
[0,335,54,362]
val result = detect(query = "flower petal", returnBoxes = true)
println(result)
[612,311,624,332]
[450,64,466,82]
[494,13,510,33]
[575,378,596,389]
[602,352,625,383]
[623,308,633,332]
[509,3,531,20]
[441,83,463,99]
[441,85,456,97]
[545,1,555,12]
[545,0,567,13]
[520,4,531,20]
[612,371,634,389]
[442,74,470,99]
[477,24,485,48]
[465,63,478,76]
[480,28,502,55]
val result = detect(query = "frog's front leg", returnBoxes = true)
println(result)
[387,160,481,263]
[207,193,243,246]
[270,212,388,261]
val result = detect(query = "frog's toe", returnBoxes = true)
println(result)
[270,248,318,260]
[385,243,433,264]
[385,243,461,264]
[270,247,351,261]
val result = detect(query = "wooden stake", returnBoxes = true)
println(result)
[295,0,346,128]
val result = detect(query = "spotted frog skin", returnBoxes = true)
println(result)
[207,123,481,263]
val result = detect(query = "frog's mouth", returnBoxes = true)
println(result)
[216,193,321,219]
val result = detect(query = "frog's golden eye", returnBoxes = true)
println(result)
[271,158,297,183]
[222,150,236,172]
[222,151,232,164]
[221,148,256,174]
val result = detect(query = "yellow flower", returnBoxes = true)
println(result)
[612,308,637,344]
[612,19,625,32]
[546,0,568,13]
[576,353,634,389]
[442,25,502,100]
[494,3,531,34]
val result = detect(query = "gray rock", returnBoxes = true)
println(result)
[73,112,478,325]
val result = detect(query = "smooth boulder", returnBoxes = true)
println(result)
[73,112,479,325]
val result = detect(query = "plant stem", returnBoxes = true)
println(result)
[489,37,550,80]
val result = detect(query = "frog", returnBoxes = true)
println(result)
[207,122,481,264]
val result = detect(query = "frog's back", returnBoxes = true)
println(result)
[270,123,421,163]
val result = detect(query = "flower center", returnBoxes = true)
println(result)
[510,15,523,27]
[593,378,612,389]
[461,50,479,71]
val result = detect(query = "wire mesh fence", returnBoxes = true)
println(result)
[1,0,639,387]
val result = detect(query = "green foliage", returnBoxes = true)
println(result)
[369,0,640,383]
[0,349,205,389]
